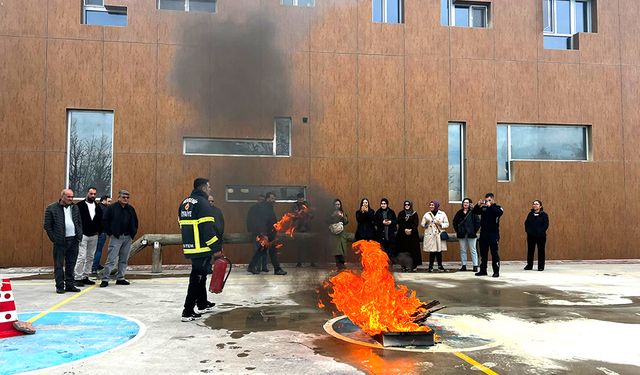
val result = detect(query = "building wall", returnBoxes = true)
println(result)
[1,0,639,266]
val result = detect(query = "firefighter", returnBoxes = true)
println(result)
[178,177,223,322]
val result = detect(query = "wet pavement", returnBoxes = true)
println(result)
[1,261,639,374]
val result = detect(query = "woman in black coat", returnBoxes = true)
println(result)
[355,198,376,241]
[396,200,421,271]
[374,198,397,259]
[452,198,481,272]
[524,200,549,271]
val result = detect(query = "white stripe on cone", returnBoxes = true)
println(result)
[0,290,14,302]
[0,278,18,324]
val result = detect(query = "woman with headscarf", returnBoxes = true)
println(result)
[524,199,549,271]
[421,200,449,272]
[355,198,376,241]
[374,198,397,259]
[328,199,349,270]
[396,200,421,271]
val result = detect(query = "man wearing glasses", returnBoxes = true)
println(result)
[100,190,139,287]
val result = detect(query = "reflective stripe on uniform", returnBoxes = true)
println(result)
[205,235,219,246]
[184,246,211,255]
[179,216,219,255]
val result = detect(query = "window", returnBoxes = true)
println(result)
[82,0,127,27]
[497,124,590,181]
[543,0,593,49]
[372,0,404,24]
[66,110,114,196]
[448,123,465,202]
[441,0,489,28]
[225,185,306,203]
[281,0,315,7]
[183,118,292,157]
[158,0,216,13]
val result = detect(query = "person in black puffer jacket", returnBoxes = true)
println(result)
[524,200,549,271]
[452,198,481,272]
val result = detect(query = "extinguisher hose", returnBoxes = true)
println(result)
[221,257,232,290]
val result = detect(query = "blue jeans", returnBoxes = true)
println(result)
[92,232,107,272]
[459,237,478,266]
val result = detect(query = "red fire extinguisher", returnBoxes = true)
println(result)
[209,256,232,294]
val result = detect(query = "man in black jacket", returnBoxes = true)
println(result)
[100,190,138,287]
[179,178,223,321]
[74,187,102,286]
[473,193,504,278]
[43,189,83,294]
[92,195,111,273]
[246,192,287,276]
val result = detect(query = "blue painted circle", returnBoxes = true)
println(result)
[0,311,142,375]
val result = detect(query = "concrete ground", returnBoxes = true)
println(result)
[1,260,639,375]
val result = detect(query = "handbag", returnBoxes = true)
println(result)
[329,222,344,235]
[429,211,449,240]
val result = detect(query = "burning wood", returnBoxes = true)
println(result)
[412,305,447,325]
[325,240,432,336]
[273,204,312,237]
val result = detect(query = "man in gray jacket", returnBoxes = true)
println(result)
[44,189,83,294]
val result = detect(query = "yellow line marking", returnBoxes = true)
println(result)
[27,285,97,324]
[454,351,499,375]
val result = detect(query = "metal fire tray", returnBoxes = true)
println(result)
[374,330,435,347]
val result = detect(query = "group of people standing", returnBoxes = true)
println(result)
[43,187,138,294]
[328,193,549,277]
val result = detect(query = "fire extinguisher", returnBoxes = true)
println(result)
[209,255,232,294]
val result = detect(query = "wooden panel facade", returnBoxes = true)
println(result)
[0,0,639,266]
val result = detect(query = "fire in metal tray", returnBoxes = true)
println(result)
[324,240,445,345]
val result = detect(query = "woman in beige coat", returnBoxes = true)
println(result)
[421,200,449,272]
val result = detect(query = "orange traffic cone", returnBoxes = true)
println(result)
[0,278,25,339]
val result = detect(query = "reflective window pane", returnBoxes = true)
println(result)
[372,0,383,22]
[441,0,449,26]
[497,125,509,181]
[85,7,127,26]
[544,35,571,49]
[281,0,295,5]
[510,126,588,160]
[184,118,291,157]
[575,0,589,32]
[190,0,216,13]
[225,185,306,203]
[543,0,552,32]
[471,6,486,27]
[85,0,104,5]
[454,6,469,27]
[67,110,114,196]
[298,0,315,6]
[275,118,291,156]
[448,123,463,202]
[184,139,273,156]
[386,0,401,23]
[158,0,185,11]
[556,0,571,34]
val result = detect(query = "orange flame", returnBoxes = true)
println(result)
[327,240,430,336]
[273,204,312,237]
